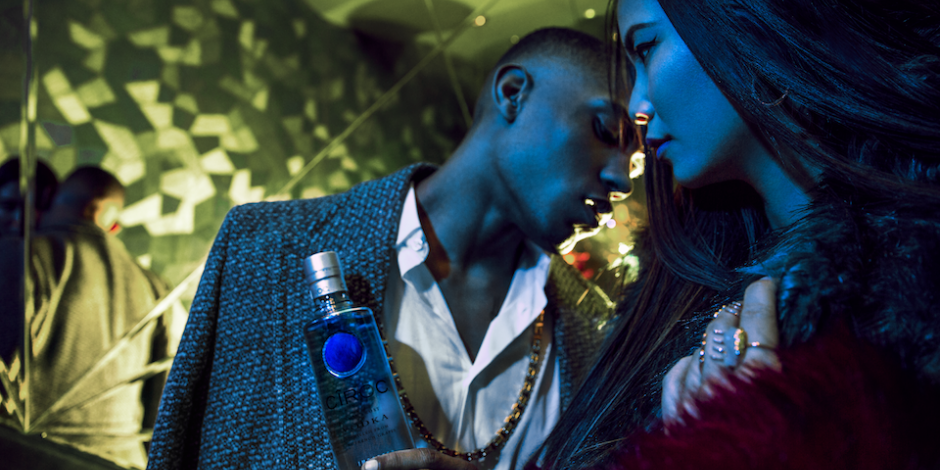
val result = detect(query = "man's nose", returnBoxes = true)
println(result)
[601,153,632,201]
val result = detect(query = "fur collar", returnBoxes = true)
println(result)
[741,189,940,384]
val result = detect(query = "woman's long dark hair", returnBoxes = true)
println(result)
[535,0,940,468]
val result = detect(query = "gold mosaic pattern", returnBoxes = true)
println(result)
[0,0,485,466]
[1,0,483,291]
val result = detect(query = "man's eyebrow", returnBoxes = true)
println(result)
[623,22,655,49]
[607,101,628,116]
[591,99,628,118]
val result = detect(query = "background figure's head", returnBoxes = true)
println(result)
[49,166,125,233]
[469,27,634,254]
[0,158,59,237]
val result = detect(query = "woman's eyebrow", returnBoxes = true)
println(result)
[624,22,655,49]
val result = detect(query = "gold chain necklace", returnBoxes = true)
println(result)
[378,311,545,462]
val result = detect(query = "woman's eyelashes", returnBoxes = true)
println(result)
[633,38,656,62]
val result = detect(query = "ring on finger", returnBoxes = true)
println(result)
[748,341,775,351]
[698,331,708,369]
[733,328,748,356]
[710,327,727,361]
[712,301,742,318]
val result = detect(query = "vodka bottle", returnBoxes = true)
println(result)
[302,251,414,470]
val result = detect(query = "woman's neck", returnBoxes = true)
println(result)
[758,175,813,229]
[743,148,818,230]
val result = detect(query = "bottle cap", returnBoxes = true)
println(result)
[303,251,348,298]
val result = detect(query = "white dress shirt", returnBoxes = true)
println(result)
[383,186,560,470]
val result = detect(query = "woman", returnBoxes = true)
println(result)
[534,0,940,468]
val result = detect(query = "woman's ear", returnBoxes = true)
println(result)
[492,64,530,123]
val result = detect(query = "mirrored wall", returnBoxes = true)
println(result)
[0,0,644,467]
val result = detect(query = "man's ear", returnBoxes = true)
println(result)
[492,64,530,123]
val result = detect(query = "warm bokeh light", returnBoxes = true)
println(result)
[630,151,646,179]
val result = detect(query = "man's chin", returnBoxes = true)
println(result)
[555,225,602,255]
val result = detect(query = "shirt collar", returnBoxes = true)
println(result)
[395,185,430,279]
[394,184,551,285]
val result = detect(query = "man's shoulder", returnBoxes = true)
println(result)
[546,255,614,321]
[546,256,617,405]
[223,195,339,231]
[221,163,437,240]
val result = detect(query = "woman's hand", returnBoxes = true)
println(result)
[662,277,781,423]
[362,449,479,470]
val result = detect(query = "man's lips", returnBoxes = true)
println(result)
[584,198,614,227]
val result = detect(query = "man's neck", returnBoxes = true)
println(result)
[412,146,533,362]
[40,206,97,230]
[415,146,528,279]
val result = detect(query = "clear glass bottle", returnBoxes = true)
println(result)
[301,251,414,470]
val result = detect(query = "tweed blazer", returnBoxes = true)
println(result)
[147,163,613,469]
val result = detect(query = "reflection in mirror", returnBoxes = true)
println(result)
[0,0,640,468]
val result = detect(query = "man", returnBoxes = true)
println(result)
[39,166,125,233]
[148,27,632,470]
[24,166,170,468]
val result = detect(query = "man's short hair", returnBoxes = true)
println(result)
[495,27,606,75]
[0,157,59,211]
[56,166,124,210]
[473,27,607,119]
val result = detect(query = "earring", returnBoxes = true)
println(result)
[750,77,789,106]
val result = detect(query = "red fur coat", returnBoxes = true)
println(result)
[606,328,940,470]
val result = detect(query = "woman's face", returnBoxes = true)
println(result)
[618,0,768,188]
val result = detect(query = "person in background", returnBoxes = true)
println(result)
[532,0,940,468]
[148,27,633,470]
[0,157,58,363]
[0,157,58,238]
[23,166,171,468]
[40,166,125,234]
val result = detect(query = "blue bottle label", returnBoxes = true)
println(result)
[323,332,366,377]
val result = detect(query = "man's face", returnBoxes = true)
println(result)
[494,60,633,254]
[0,181,23,237]
[90,193,125,234]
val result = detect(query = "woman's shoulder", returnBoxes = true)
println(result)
[745,194,940,383]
